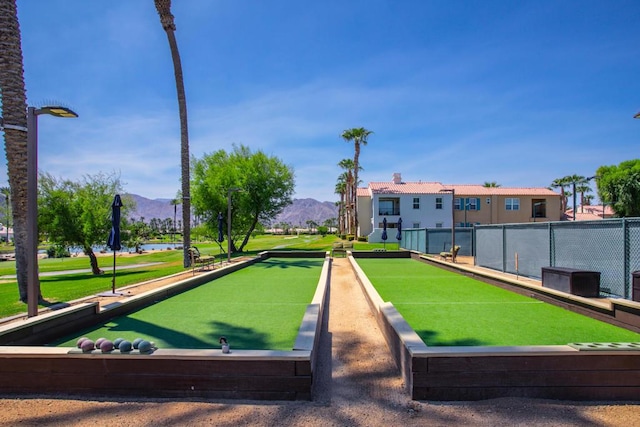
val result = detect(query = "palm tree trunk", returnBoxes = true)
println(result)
[154,0,191,267]
[353,144,360,238]
[0,0,30,302]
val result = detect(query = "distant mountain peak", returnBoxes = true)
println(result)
[126,194,338,226]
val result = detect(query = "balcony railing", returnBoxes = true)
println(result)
[379,209,400,216]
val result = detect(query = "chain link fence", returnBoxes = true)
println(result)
[401,227,474,256]
[401,219,640,300]
[475,219,640,300]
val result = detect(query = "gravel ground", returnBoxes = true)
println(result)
[0,258,638,426]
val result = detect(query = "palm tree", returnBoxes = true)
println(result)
[154,0,191,267]
[0,186,11,243]
[551,177,570,212]
[565,174,586,217]
[170,194,181,245]
[483,181,501,187]
[575,183,592,213]
[334,180,346,235]
[0,0,30,302]
[341,127,372,238]
[337,159,356,235]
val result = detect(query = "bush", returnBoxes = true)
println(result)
[46,244,70,258]
[358,236,367,242]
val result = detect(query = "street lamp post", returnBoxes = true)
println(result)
[227,187,242,263]
[464,202,472,227]
[2,106,78,317]
[439,188,456,262]
[27,106,77,317]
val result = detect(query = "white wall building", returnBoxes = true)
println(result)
[358,173,453,242]
[358,173,562,243]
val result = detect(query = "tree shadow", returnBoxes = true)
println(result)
[415,329,487,346]
[260,258,324,269]
[51,317,271,350]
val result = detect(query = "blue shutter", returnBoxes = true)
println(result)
[476,197,481,211]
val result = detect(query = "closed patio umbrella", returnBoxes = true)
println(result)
[396,217,402,249]
[217,212,224,264]
[217,212,224,243]
[381,217,388,249]
[106,194,123,294]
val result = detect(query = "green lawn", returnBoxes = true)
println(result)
[53,258,324,350]
[356,258,640,346]
[0,234,379,319]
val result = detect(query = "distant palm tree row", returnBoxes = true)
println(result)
[550,175,594,213]
[336,128,373,238]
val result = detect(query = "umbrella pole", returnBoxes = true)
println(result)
[111,250,116,294]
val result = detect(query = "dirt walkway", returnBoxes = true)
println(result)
[0,258,639,426]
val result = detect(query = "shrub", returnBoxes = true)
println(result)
[46,244,70,258]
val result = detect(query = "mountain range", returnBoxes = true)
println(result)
[126,194,338,227]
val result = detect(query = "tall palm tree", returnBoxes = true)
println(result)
[334,177,347,235]
[551,177,570,212]
[154,0,191,267]
[169,195,180,245]
[337,159,356,235]
[0,0,30,302]
[565,174,586,217]
[341,127,372,238]
[575,183,592,213]
[483,181,501,188]
[0,186,11,242]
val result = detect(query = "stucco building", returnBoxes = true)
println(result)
[357,173,563,242]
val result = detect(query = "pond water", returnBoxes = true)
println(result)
[60,243,180,255]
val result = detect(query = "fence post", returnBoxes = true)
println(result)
[624,219,630,299]
[502,225,507,273]
[549,222,554,267]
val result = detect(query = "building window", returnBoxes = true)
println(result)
[468,198,478,210]
[505,198,520,211]
[435,222,443,228]
[412,222,420,228]
[454,198,461,210]
[436,197,443,209]
[379,198,400,216]
[532,199,546,219]
[413,197,420,209]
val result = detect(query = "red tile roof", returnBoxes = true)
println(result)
[363,181,560,197]
[368,181,445,194]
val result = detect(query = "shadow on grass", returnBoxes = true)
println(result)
[54,317,271,350]
[415,329,487,346]
[260,258,324,269]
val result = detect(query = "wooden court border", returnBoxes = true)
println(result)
[0,251,330,400]
[349,250,640,401]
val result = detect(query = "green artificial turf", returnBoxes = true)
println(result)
[356,258,640,346]
[53,258,323,351]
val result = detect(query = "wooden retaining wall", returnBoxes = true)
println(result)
[350,253,640,401]
[0,253,330,400]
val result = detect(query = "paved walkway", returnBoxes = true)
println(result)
[0,262,162,280]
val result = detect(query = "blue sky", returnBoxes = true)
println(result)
[7,0,639,202]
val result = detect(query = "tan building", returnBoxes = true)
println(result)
[357,174,563,242]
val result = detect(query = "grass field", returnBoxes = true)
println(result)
[356,258,640,346]
[53,258,324,350]
[0,234,373,319]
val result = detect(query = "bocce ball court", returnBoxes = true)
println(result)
[0,252,330,400]
[350,252,640,401]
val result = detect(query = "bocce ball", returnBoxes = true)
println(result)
[80,339,95,352]
[137,340,152,354]
[100,339,114,353]
[118,340,132,353]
